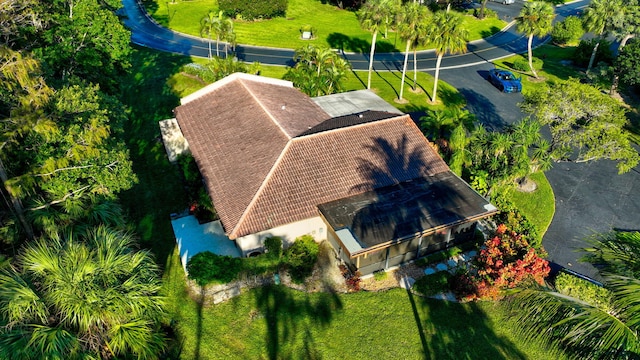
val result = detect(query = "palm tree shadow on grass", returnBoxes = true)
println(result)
[254,285,343,360]
[417,297,530,359]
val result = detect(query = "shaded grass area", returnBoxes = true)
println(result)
[507,172,555,242]
[142,0,504,51]
[163,248,565,359]
[119,47,192,266]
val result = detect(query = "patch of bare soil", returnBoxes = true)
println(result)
[526,76,547,83]
[516,177,537,193]
[394,97,409,104]
[360,263,425,292]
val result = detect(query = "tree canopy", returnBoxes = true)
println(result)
[0,226,166,359]
[284,45,351,97]
[521,78,639,173]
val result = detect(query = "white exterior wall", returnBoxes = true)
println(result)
[234,217,327,257]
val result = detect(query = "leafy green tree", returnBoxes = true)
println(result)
[36,0,131,91]
[582,0,624,73]
[2,83,136,241]
[550,16,584,45]
[396,2,430,101]
[0,226,166,359]
[1,47,54,242]
[284,45,351,97]
[0,0,43,48]
[425,11,468,104]
[521,78,639,173]
[468,119,550,194]
[510,231,640,359]
[358,0,394,89]
[516,1,555,79]
[615,39,640,87]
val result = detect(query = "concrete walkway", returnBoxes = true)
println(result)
[171,216,241,272]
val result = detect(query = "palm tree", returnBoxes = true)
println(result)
[582,0,623,73]
[397,2,429,101]
[200,11,233,58]
[426,11,468,104]
[516,1,555,79]
[358,0,396,89]
[0,226,166,359]
[510,231,640,359]
[200,11,217,59]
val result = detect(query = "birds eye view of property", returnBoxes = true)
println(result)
[2,0,640,358]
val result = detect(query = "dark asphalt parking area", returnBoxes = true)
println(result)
[436,65,640,280]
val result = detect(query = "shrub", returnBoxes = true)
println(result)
[340,265,361,291]
[373,270,387,281]
[550,16,584,45]
[572,39,614,68]
[413,272,452,296]
[415,247,463,267]
[491,193,541,248]
[264,236,283,259]
[453,224,550,301]
[284,235,319,283]
[219,0,288,20]
[512,56,543,72]
[187,251,243,286]
[554,272,613,311]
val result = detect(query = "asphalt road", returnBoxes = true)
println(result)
[121,0,587,70]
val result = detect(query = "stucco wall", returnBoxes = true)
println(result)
[234,217,327,257]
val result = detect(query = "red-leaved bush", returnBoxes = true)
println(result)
[452,224,550,301]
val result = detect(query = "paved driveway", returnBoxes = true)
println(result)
[438,65,640,280]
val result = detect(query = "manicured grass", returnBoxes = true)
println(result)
[143,0,505,51]
[163,249,565,360]
[507,172,555,242]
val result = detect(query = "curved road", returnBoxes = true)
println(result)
[121,0,588,70]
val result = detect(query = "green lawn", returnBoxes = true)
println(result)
[163,249,565,360]
[142,0,505,51]
[508,172,556,243]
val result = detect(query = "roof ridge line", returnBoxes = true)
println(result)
[294,113,412,140]
[239,78,292,139]
[229,141,293,239]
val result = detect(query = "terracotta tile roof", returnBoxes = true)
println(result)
[230,115,449,238]
[174,74,326,232]
[175,74,450,239]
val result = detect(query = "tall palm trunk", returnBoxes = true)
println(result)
[528,35,538,78]
[0,157,33,240]
[611,34,635,94]
[586,41,600,74]
[208,36,212,59]
[399,39,411,100]
[432,54,443,104]
[367,30,378,89]
[216,35,220,57]
[413,48,418,91]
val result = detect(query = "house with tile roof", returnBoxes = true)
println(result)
[167,73,497,275]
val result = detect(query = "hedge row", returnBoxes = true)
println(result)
[218,0,288,20]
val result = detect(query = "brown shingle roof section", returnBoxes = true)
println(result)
[231,114,450,238]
